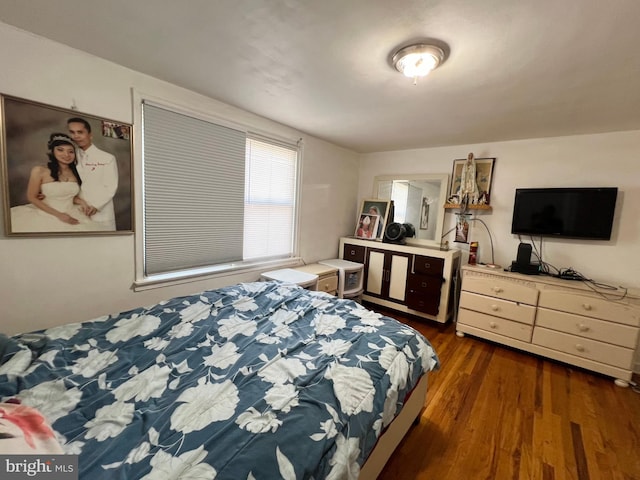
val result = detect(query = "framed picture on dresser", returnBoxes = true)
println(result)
[355,213,380,239]
[359,199,391,240]
[1,94,133,236]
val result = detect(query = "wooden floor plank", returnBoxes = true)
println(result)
[570,422,590,480]
[371,308,640,480]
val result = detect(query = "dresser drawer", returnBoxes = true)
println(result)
[538,290,640,327]
[458,309,533,342]
[407,273,443,296]
[532,327,635,369]
[460,291,536,325]
[462,275,538,305]
[413,255,444,277]
[405,291,440,316]
[536,308,639,348]
[316,274,338,294]
[342,243,366,264]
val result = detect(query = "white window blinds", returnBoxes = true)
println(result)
[244,137,298,260]
[143,102,246,275]
[142,101,299,278]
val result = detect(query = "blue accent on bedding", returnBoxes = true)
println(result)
[0,282,439,479]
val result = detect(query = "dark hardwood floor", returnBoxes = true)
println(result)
[372,307,640,480]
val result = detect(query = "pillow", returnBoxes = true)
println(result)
[0,402,63,454]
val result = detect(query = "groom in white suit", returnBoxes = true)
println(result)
[67,117,119,230]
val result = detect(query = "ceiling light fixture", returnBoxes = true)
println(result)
[392,44,445,85]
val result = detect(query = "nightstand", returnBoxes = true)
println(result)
[294,263,339,296]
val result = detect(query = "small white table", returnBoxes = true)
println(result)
[260,268,318,289]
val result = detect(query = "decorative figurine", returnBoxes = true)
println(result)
[457,152,480,205]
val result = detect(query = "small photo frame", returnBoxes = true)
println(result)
[420,197,430,230]
[449,157,495,205]
[102,121,131,140]
[455,213,470,243]
[359,199,391,240]
[355,213,380,239]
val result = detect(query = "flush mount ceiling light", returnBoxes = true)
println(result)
[392,44,445,84]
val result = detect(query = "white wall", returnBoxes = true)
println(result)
[359,131,640,289]
[0,23,359,335]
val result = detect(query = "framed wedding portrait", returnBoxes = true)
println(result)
[1,94,134,236]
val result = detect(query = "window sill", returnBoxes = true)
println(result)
[133,257,303,292]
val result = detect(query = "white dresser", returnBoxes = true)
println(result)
[456,265,640,386]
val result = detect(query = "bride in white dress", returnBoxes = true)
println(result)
[10,133,108,233]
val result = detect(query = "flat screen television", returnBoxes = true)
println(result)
[511,187,618,240]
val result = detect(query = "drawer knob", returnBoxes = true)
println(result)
[575,344,585,352]
[582,303,592,311]
[577,323,589,332]
[491,304,499,311]
[493,286,503,293]
[424,263,431,268]
[489,321,497,329]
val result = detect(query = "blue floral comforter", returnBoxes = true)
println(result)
[0,281,439,479]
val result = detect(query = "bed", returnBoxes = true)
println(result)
[0,281,439,479]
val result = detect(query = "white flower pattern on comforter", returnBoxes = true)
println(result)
[0,282,439,479]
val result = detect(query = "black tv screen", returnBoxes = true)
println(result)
[511,187,618,240]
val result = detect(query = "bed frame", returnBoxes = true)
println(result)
[359,373,428,478]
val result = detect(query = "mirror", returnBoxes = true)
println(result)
[373,174,449,247]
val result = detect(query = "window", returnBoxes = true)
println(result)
[244,137,298,261]
[142,101,299,279]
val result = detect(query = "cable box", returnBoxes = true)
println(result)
[556,274,584,281]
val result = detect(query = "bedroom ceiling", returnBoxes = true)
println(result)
[1,0,639,153]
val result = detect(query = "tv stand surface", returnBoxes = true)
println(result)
[456,265,640,387]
